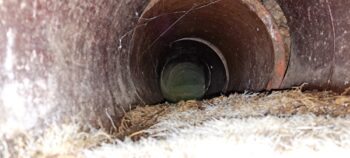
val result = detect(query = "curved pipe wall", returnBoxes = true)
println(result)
[277,0,350,92]
[0,0,350,137]
[0,0,148,134]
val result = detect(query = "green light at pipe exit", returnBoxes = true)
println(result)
[160,62,206,102]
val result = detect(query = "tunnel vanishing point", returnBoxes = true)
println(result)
[1,0,350,136]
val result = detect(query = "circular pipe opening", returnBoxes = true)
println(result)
[173,37,230,93]
[159,38,228,102]
[130,0,288,104]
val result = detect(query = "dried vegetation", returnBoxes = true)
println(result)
[3,88,350,157]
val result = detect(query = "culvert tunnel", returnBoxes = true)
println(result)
[130,0,288,104]
[1,0,350,134]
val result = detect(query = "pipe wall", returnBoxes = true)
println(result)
[277,0,350,92]
[0,0,147,137]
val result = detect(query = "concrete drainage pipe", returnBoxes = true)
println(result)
[0,0,350,136]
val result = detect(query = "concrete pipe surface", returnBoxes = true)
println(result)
[0,0,350,139]
[277,0,350,92]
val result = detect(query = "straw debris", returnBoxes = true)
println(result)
[3,89,350,157]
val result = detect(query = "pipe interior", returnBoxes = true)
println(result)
[130,0,285,104]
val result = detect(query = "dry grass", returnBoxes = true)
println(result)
[118,88,350,138]
[3,88,350,157]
